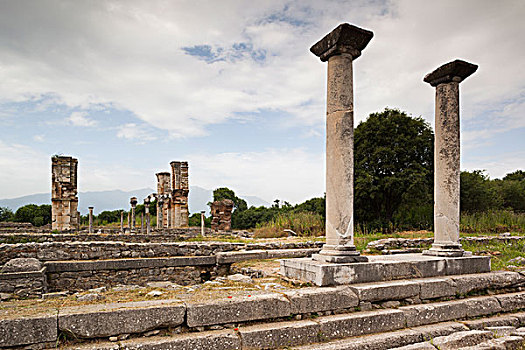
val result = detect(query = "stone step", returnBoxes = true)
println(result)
[57,299,525,350]
[3,272,524,349]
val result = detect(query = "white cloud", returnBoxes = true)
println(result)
[33,134,45,142]
[189,148,324,204]
[116,123,157,142]
[0,141,49,197]
[67,111,97,127]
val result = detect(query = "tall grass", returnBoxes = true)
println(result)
[461,210,525,234]
[253,212,324,238]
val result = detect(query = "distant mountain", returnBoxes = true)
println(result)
[0,186,270,215]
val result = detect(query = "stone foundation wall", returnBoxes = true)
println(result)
[0,241,324,264]
[0,268,47,298]
[367,236,525,251]
[47,265,229,292]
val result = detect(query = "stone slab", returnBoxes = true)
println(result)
[66,330,240,350]
[284,286,358,314]
[390,343,436,350]
[58,300,185,338]
[280,254,490,286]
[419,278,457,300]
[400,300,468,327]
[186,293,290,327]
[451,271,524,295]
[463,296,502,317]
[431,330,493,350]
[46,256,217,272]
[238,319,319,349]
[349,280,420,302]
[266,248,320,259]
[496,291,525,312]
[462,315,521,330]
[0,313,57,347]
[216,250,268,264]
[317,309,406,340]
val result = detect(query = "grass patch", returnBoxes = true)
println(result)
[461,210,525,234]
[253,212,324,238]
[462,239,525,271]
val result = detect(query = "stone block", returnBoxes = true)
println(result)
[317,309,405,340]
[497,292,525,312]
[390,343,436,350]
[462,315,520,330]
[216,250,268,264]
[0,314,57,347]
[59,300,185,338]
[463,296,502,317]
[266,248,320,259]
[186,293,290,327]
[419,278,456,299]
[452,271,524,295]
[118,330,241,350]
[400,300,468,327]
[348,280,420,302]
[284,286,358,314]
[238,320,320,349]
[280,254,490,286]
[414,321,469,340]
[431,330,494,350]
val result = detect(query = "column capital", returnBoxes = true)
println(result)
[424,59,478,87]
[310,23,373,62]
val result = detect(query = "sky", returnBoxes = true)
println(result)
[0,0,524,206]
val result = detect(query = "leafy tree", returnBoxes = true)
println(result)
[13,204,51,226]
[354,108,434,231]
[503,170,525,182]
[188,213,211,228]
[294,196,325,219]
[212,187,248,212]
[97,210,121,224]
[460,170,500,212]
[0,206,14,222]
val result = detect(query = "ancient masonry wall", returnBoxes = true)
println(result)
[170,161,189,228]
[0,241,324,264]
[211,199,234,232]
[51,156,79,231]
[0,269,47,298]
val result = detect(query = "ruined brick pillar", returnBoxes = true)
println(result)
[156,172,170,228]
[170,161,189,228]
[423,59,478,257]
[310,23,373,263]
[211,199,234,232]
[201,210,205,236]
[51,156,79,231]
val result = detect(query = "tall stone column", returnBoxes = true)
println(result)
[51,156,79,231]
[310,23,373,263]
[423,59,478,257]
[146,205,151,234]
[140,213,144,233]
[130,197,137,231]
[157,197,164,229]
[88,207,94,234]
[120,211,124,232]
[200,211,205,236]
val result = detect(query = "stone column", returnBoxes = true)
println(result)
[88,206,94,234]
[140,213,144,233]
[120,211,124,232]
[310,23,373,263]
[130,197,137,231]
[51,156,79,231]
[127,212,131,230]
[157,198,164,229]
[423,59,478,257]
[200,211,205,236]
[146,205,151,234]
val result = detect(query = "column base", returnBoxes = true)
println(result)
[312,245,368,263]
[423,243,469,257]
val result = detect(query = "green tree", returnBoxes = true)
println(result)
[354,108,434,231]
[188,213,211,228]
[13,204,51,226]
[0,206,14,222]
[97,210,121,224]
[212,187,248,212]
[460,170,500,212]
[503,170,525,182]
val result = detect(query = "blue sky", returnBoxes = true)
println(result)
[0,0,524,206]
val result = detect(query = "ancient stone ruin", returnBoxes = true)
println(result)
[51,156,79,231]
[211,199,234,232]
[154,161,189,228]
